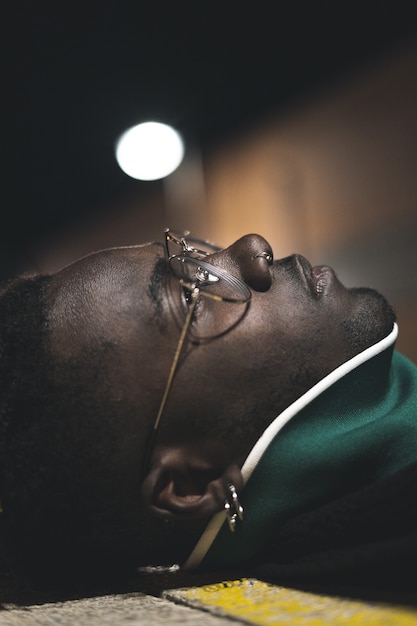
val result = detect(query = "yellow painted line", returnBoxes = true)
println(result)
[164,578,417,625]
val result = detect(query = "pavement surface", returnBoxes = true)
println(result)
[1,577,417,625]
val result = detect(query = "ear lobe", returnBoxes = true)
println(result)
[141,452,243,525]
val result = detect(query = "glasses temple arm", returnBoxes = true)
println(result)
[152,287,199,433]
[142,288,199,477]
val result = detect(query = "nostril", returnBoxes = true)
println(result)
[245,256,273,291]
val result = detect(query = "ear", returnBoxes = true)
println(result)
[140,446,244,526]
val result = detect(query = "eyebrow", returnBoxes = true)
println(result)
[148,256,169,317]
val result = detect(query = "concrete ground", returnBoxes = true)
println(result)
[1,574,417,625]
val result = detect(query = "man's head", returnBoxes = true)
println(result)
[0,231,395,583]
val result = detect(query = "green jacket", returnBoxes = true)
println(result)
[185,324,417,590]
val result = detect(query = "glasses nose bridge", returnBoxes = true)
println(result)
[181,237,199,256]
[167,231,221,261]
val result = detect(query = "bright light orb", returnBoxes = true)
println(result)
[115,122,185,181]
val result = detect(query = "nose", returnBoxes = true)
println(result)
[208,234,274,292]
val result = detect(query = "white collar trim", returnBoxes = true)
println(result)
[183,323,398,570]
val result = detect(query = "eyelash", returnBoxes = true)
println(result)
[183,288,194,305]
[182,287,202,312]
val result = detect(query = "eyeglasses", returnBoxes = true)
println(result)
[142,229,251,476]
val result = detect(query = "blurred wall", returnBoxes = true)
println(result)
[36,42,417,362]
[202,43,417,363]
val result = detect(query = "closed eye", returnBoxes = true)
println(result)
[181,286,204,322]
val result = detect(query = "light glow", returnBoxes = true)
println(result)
[115,121,185,181]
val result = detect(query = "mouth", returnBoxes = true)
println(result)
[292,255,334,297]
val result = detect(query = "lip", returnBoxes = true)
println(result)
[311,265,334,296]
[292,255,334,297]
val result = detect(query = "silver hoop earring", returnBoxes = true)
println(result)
[224,484,244,532]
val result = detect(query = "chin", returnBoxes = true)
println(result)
[343,287,396,354]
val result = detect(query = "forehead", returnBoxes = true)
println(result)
[51,241,165,293]
[46,242,166,359]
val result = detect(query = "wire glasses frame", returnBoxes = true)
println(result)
[141,229,251,476]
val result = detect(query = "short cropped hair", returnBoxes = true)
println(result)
[0,276,155,585]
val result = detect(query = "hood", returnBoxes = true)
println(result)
[184,324,417,569]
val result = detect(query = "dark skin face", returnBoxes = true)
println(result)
[45,233,395,565]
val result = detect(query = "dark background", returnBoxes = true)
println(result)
[7,1,417,280]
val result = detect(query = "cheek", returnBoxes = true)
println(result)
[189,298,249,340]
[228,295,351,379]
[241,295,319,348]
